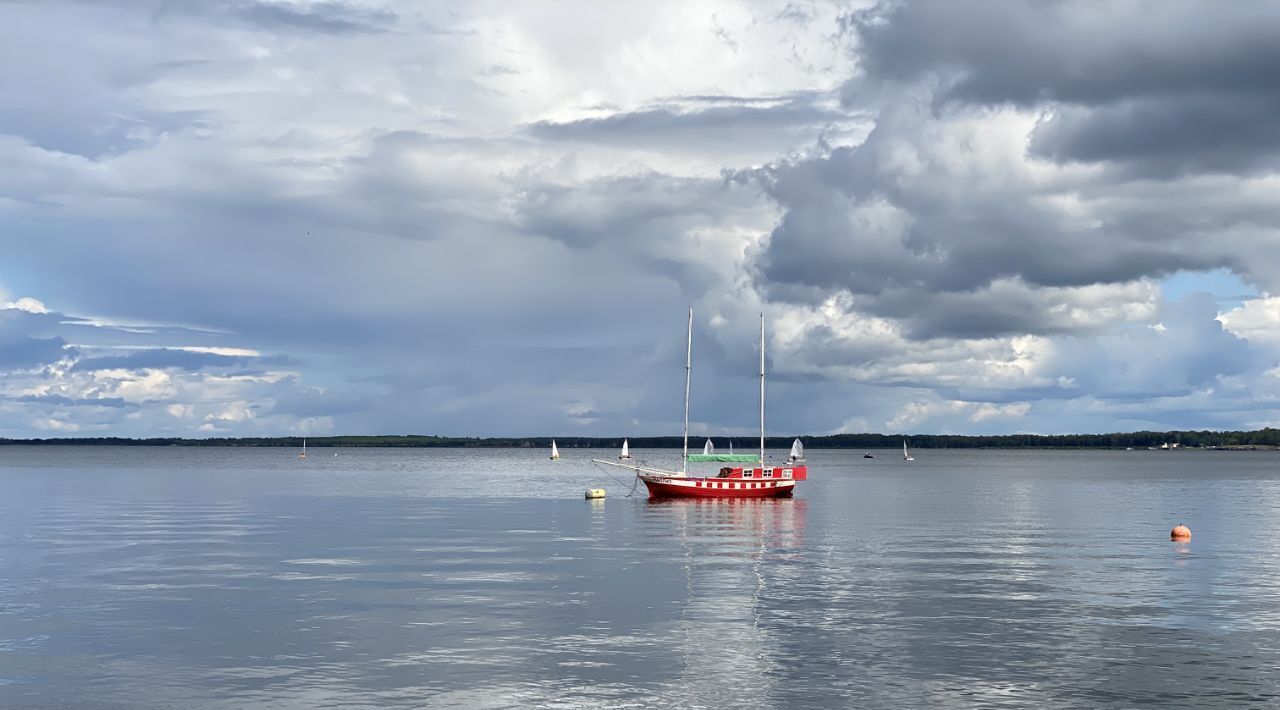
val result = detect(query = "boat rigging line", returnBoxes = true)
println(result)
[590,459,644,497]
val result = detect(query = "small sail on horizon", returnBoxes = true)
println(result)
[619,438,631,460]
[299,437,307,459]
[689,437,757,463]
[903,439,914,461]
[787,438,804,463]
[550,439,561,460]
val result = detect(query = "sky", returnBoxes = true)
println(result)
[3,0,1280,439]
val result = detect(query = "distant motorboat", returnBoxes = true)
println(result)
[903,439,914,461]
[619,439,631,460]
[550,440,560,460]
[863,453,874,459]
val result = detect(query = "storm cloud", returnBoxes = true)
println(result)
[851,0,1280,174]
[2,0,1279,437]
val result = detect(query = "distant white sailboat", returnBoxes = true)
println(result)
[299,438,307,459]
[787,438,805,464]
[619,438,631,460]
[903,439,914,461]
[702,439,714,456]
[550,440,561,460]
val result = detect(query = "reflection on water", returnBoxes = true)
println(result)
[641,499,806,710]
[1,447,1280,708]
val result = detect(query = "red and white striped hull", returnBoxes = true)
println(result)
[640,473,796,499]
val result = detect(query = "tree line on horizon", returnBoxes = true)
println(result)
[3,429,1280,449]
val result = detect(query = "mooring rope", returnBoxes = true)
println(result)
[591,460,644,497]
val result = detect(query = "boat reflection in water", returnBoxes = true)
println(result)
[643,497,807,551]
[639,497,808,709]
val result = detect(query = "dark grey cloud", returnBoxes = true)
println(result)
[0,309,73,368]
[849,0,1280,175]
[12,394,131,409]
[748,128,1216,338]
[853,1,1280,106]
[515,172,724,248]
[0,3,217,157]
[79,0,404,34]
[1029,93,1280,177]
[0,335,68,369]
[71,348,254,373]
[231,1,398,35]
[267,381,374,417]
[746,0,1280,342]
[527,97,855,148]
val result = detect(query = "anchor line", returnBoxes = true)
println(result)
[591,460,645,497]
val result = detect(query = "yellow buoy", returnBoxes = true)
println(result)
[584,489,606,499]
[1170,523,1191,541]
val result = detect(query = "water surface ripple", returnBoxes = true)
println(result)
[2,447,1279,707]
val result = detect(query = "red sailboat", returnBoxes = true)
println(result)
[594,309,808,498]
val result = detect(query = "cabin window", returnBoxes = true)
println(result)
[781,470,793,478]
[763,470,773,478]
[743,471,753,478]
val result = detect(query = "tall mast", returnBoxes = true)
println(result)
[759,312,765,467]
[683,307,693,474]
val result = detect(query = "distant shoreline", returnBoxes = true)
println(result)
[2,430,1278,450]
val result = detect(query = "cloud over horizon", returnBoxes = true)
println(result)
[3,0,1280,438]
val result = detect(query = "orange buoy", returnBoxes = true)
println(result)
[1170,524,1191,541]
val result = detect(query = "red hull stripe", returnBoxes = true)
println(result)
[640,476,796,499]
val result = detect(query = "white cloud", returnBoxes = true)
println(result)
[33,417,79,432]
[1220,295,1280,347]
[204,401,256,426]
[886,400,969,431]
[165,404,194,419]
[971,402,1031,423]
[91,369,177,403]
[1,297,49,314]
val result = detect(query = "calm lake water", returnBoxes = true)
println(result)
[2,446,1279,708]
